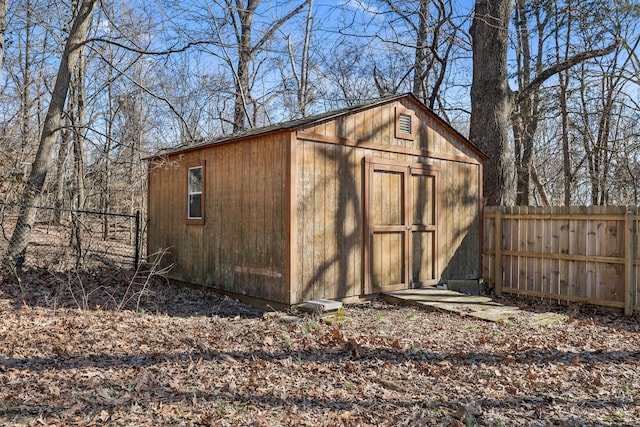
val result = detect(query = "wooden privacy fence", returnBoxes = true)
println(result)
[483,206,639,315]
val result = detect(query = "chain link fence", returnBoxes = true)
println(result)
[0,202,143,271]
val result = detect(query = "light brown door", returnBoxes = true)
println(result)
[409,167,439,287]
[364,158,438,294]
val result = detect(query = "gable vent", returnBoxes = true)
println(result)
[398,113,412,135]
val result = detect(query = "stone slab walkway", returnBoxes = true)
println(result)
[382,288,568,325]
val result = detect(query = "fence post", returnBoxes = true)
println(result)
[624,211,634,316]
[494,209,503,297]
[134,210,140,269]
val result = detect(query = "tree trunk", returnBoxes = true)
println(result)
[531,164,550,206]
[298,0,313,117]
[512,0,538,206]
[4,0,96,270]
[559,68,572,206]
[101,79,115,240]
[512,119,533,205]
[412,0,430,104]
[232,0,259,132]
[286,0,314,117]
[53,121,70,225]
[70,49,87,266]
[230,0,309,132]
[469,0,513,206]
[0,0,6,71]
[557,0,572,206]
[71,47,87,214]
[18,0,34,192]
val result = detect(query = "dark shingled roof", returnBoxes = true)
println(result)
[147,93,486,160]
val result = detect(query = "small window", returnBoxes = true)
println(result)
[395,107,417,140]
[187,163,204,223]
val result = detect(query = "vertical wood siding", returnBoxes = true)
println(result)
[296,140,365,302]
[148,134,288,303]
[294,100,482,303]
[149,96,482,306]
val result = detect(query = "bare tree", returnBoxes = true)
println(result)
[340,0,464,115]
[409,0,460,110]
[4,0,96,270]
[224,0,310,131]
[69,24,89,264]
[316,41,379,107]
[284,0,314,117]
[556,0,574,206]
[52,118,70,224]
[512,0,546,205]
[471,0,620,206]
[0,0,5,71]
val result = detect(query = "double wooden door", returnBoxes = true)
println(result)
[364,158,439,294]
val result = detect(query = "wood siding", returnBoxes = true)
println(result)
[148,95,483,306]
[433,158,481,281]
[293,100,481,304]
[147,133,288,303]
[295,139,363,303]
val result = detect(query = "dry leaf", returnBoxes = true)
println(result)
[61,404,83,418]
[571,354,581,366]
[263,335,274,346]
[2,267,639,426]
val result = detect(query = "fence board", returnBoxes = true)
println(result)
[541,207,558,293]
[483,206,638,314]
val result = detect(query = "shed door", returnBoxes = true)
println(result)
[364,158,438,294]
[409,167,439,287]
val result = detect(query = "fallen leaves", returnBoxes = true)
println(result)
[0,271,639,426]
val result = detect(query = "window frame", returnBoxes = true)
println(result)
[186,161,205,225]
[395,106,417,140]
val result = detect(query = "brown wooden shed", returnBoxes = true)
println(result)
[146,94,486,308]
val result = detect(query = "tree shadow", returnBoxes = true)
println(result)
[299,100,484,303]
[2,342,638,424]
[0,266,263,319]
[3,336,638,373]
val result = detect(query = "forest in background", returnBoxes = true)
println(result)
[0,0,639,223]
[1,5,640,423]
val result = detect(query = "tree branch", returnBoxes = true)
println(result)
[516,41,619,104]
[251,1,309,56]
[84,38,217,56]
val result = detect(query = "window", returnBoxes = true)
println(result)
[395,107,417,140]
[186,163,204,224]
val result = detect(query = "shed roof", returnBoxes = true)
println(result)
[147,93,487,161]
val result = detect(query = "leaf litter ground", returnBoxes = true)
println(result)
[1,268,639,426]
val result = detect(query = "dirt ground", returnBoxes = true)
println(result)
[0,268,639,426]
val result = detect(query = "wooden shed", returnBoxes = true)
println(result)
[146,93,486,308]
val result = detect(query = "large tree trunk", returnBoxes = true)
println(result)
[469,0,513,206]
[4,0,96,270]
